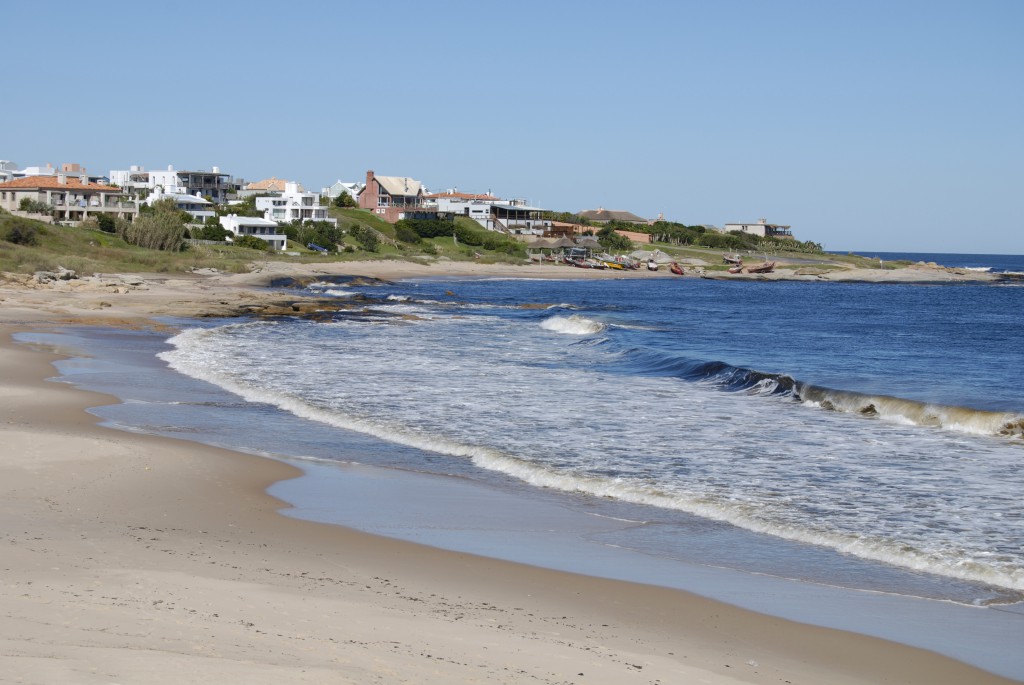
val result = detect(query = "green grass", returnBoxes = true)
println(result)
[0,215,283,275]
[2,211,874,277]
[329,207,397,239]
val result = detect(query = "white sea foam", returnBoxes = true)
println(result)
[540,314,606,335]
[160,311,1024,595]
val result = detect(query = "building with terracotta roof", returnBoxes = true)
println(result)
[244,177,292,193]
[0,173,138,222]
[425,190,500,202]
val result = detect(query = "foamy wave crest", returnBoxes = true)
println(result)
[324,289,358,298]
[387,294,411,301]
[540,315,607,335]
[797,384,1024,438]
[465,447,1024,592]
[630,349,1023,438]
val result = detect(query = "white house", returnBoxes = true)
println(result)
[109,165,151,194]
[256,182,336,225]
[322,180,364,201]
[424,191,550,234]
[112,164,236,203]
[219,214,288,251]
[722,219,793,239]
[145,187,215,220]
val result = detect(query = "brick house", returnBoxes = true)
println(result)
[357,170,435,223]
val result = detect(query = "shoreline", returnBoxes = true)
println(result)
[1,266,1021,683]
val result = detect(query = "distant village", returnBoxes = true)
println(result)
[0,160,796,254]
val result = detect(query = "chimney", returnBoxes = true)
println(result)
[212,166,220,174]
[365,170,374,185]
[57,172,66,185]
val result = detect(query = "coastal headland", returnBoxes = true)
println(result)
[1,259,1019,684]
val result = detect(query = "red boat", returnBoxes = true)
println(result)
[669,262,685,276]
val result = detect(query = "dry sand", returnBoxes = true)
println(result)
[1,260,1016,684]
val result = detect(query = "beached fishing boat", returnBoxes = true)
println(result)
[728,264,744,274]
[723,253,742,265]
[745,261,775,274]
[647,260,659,271]
[669,262,685,276]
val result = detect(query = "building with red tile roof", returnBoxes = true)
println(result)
[0,174,137,222]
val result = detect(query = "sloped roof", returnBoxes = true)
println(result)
[425,191,499,201]
[245,177,291,192]
[376,175,423,197]
[0,176,122,192]
[579,208,648,223]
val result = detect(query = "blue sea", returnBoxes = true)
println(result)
[836,250,1024,274]
[21,251,1024,678]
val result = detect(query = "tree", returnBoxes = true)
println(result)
[333,191,357,208]
[18,198,51,214]
[597,225,633,252]
[215,194,262,218]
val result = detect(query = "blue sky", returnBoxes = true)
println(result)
[2,0,1021,253]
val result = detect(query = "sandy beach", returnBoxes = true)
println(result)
[1,260,1018,684]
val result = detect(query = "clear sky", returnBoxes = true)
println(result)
[2,0,1021,253]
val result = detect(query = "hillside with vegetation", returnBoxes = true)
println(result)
[2,204,893,278]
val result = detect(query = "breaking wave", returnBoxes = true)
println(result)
[626,350,1024,438]
[540,314,607,335]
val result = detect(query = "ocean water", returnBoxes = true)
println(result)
[19,255,1024,677]
[149,264,1024,600]
[835,250,1024,274]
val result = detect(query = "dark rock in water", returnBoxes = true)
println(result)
[859,404,878,416]
[268,275,391,289]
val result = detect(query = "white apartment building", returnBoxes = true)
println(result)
[219,214,288,251]
[256,182,336,225]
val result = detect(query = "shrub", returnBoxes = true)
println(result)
[193,225,230,241]
[394,221,421,244]
[3,217,42,246]
[115,199,187,251]
[401,218,454,239]
[348,224,380,252]
[96,214,117,233]
[233,235,269,251]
